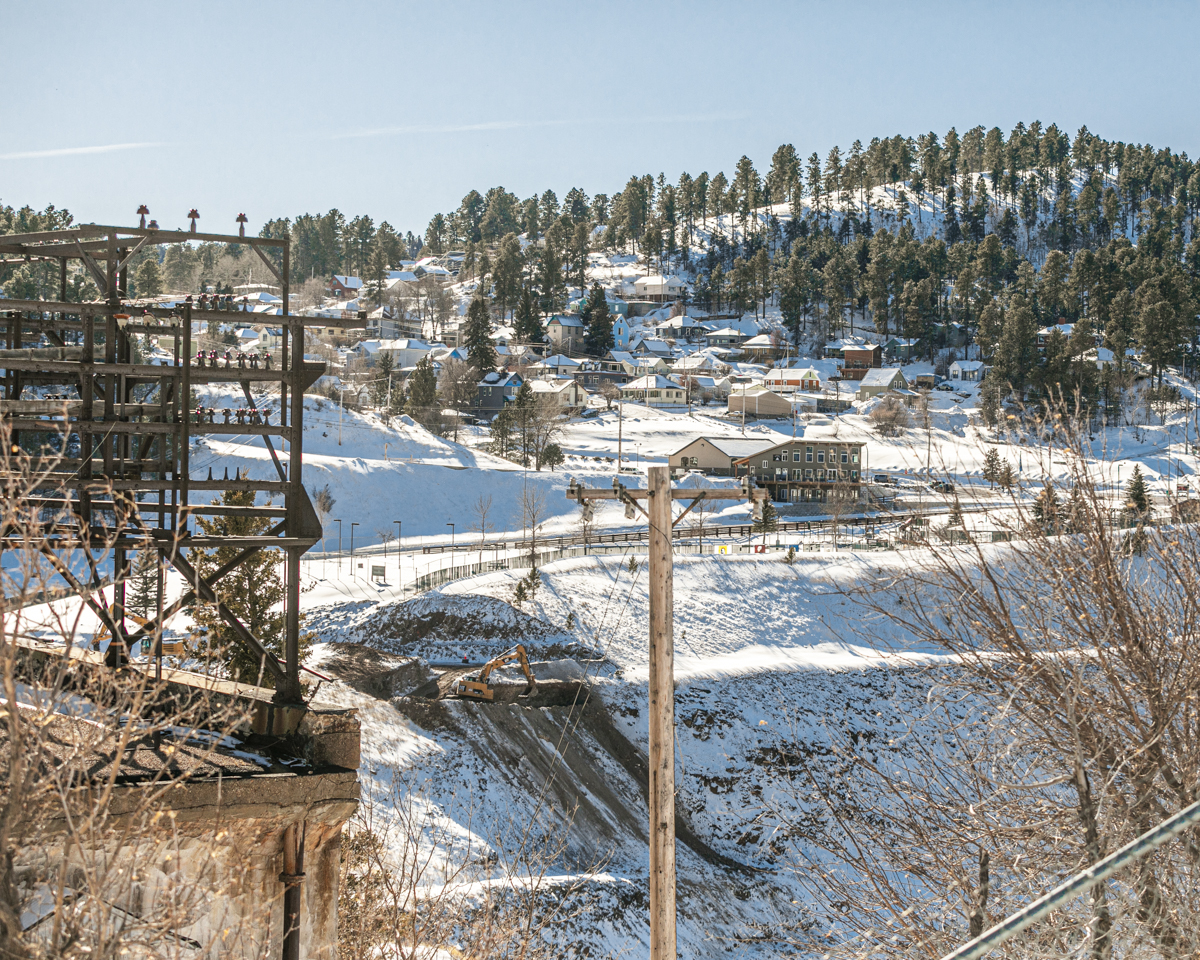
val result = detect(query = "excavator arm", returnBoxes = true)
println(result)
[454,645,538,701]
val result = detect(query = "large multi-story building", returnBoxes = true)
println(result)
[736,438,868,505]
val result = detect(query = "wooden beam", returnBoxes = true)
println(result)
[252,245,283,283]
[158,547,284,680]
[73,239,109,294]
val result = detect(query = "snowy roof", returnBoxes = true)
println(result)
[706,327,747,338]
[547,315,585,328]
[529,378,579,394]
[844,342,880,352]
[533,354,580,367]
[700,439,777,460]
[951,360,986,371]
[332,275,362,288]
[479,372,522,387]
[741,335,774,347]
[623,374,683,390]
[858,368,906,387]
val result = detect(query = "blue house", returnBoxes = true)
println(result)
[612,317,630,349]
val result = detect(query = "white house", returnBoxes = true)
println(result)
[620,374,685,406]
[633,275,689,301]
[376,338,433,368]
[528,378,588,412]
[949,360,987,382]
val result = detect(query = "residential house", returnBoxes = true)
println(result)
[474,371,524,419]
[610,350,670,378]
[704,327,750,349]
[620,374,686,406]
[573,356,631,391]
[258,328,285,350]
[949,360,987,382]
[671,353,723,377]
[884,337,921,361]
[764,364,828,393]
[528,353,582,378]
[654,315,710,343]
[736,438,868,505]
[739,334,779,360]
[841,343,883,381]
[683,375,729,401]
[612,316,631,349]
[633,275,690,301]
[628,336,673,360]
[546,315,586,353]
[823,336,870,359]
[856,368,909,400]
[1037,323,1075,352]
[529,377,588,413]
[670,436,777,477]
[376,339,433,369]
[330,275,362,298]
[727,387,792,419]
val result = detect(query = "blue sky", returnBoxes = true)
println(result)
[2,0,1197,239]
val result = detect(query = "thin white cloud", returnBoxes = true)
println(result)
[0,141,162,161]
[332,113,745,142]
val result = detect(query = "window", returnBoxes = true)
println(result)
[762,460,768,469]
[805,469,813,479]
[841,451,848,464]
[817,451,825,463]
[792,451,801,462]
[816,469,825,480]
[851,470,859,480]
[806,446,813,462]
[851,452,859,463]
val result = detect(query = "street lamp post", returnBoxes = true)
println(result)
[350,522,359,578]
[400,525,410,592]
[447,522,455,551]
[334,519,343,574]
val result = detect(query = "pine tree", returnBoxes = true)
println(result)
[134,258,163,299]
[190,490,307,687]
[753,499,779,534]
[514,285,543,344]
[982,448,1002,486]
[406,355,438,426]
[127,548,159,619]
[582,282,613,356]
[1125,465,1150,520]
[1032,483,1060,532]
[463,295,497,373]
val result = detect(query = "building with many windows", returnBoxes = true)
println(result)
[736,438,868,505]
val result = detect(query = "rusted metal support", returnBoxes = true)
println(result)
[280,821,306,960]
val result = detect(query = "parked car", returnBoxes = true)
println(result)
[930,480,955,493]
[873,474,893,485]
[935,382,955,391]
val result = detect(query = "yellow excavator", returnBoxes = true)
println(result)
[453,645,538,701]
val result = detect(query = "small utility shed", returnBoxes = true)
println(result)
[670,436,777,477]
[856,368,908,400]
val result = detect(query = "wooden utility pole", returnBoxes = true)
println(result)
[566,473,766,959]
[646,465,675,959]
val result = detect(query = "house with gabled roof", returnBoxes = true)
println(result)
[474,371,523,419]
[670,436,777,477]
[620,374,685,406]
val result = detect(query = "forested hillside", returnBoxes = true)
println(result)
[5,121,1200,424]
